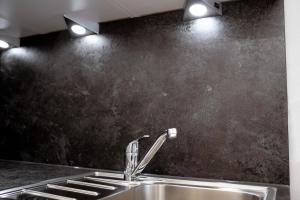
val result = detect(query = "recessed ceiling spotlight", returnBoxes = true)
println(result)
[71,24,87,35]
[189,4,208,17]
[0,40,9,49]
[184,0,222,21]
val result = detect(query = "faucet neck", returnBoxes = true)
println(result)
[124,135,149,181]
[130,133,167,178]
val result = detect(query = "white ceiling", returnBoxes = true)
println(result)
[0,0,231,38]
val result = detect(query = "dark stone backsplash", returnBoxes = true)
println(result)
[0,0,288,184]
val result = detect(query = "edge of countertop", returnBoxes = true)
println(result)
[0,159,290,189]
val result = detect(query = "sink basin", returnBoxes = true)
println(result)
[102,184,261,200]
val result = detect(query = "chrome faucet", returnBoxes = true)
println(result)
[124,128,177,181]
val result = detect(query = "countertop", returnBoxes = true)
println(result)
[0,160,290,200]
[0,160,93,190]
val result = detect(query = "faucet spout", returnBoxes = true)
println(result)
[124,128,177,181]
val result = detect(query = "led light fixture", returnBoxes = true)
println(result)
[0,35,20,50]
[71,25,87,35]
[64,14,99,37]
[189,4,208,17]
[184,0,222,20]
[0,40,9,49]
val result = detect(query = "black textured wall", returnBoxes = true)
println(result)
[0,0,288,184]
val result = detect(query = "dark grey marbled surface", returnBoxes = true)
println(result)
[0,160,290,200]
[0,0,288,184]
[276,186,290,200]
[0,160,92,190]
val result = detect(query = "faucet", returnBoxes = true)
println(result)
[124,128,177,181]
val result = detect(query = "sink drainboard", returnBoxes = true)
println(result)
[0,172,131,200]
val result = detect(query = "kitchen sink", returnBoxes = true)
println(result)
[0,171,276,200]
[102,184,260,200]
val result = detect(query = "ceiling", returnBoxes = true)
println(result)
[0,0,231,38]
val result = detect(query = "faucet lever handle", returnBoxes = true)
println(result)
[126,135,150,153]
[136,135,150,141]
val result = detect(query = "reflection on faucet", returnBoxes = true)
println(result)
[124,128,177,181]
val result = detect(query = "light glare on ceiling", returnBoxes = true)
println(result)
[189,4,208,17]
[71,25,87,35]
[0,17,10,29]
[0,40,9,49]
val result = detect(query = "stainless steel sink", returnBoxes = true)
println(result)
[102,184,260,200]
[0,171,276,200]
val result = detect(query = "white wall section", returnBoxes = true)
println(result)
[284,0,300,199]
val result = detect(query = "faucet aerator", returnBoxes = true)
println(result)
[167,128,177,139]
